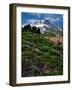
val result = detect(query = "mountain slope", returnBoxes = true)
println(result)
[22,19,63,36]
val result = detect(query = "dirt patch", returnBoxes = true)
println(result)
[44,36,63,44]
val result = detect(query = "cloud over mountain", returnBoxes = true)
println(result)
[21,12,63,29]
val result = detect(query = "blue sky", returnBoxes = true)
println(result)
[21,12,63,29]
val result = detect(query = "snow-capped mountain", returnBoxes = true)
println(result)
[22,19,63,36]
[31,19,62,35]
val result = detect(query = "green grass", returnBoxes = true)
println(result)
[21,31,63,77]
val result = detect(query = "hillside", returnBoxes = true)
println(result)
[21,30,63,77]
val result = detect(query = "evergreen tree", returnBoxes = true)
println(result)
[31,26,37,33]
[23,24,31,32]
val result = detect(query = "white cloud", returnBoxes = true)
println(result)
[31,13,42,19]
[29,13,61,24]
[21,23,29,27]
[36,14,41,18]
[44,16,61,23]
[31,13,61,23]
[27,19,39,24]
[21,19,40,27]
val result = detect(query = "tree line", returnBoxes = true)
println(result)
[22,24,41,34]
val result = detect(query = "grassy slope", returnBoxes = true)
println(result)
[22,31,63,77]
